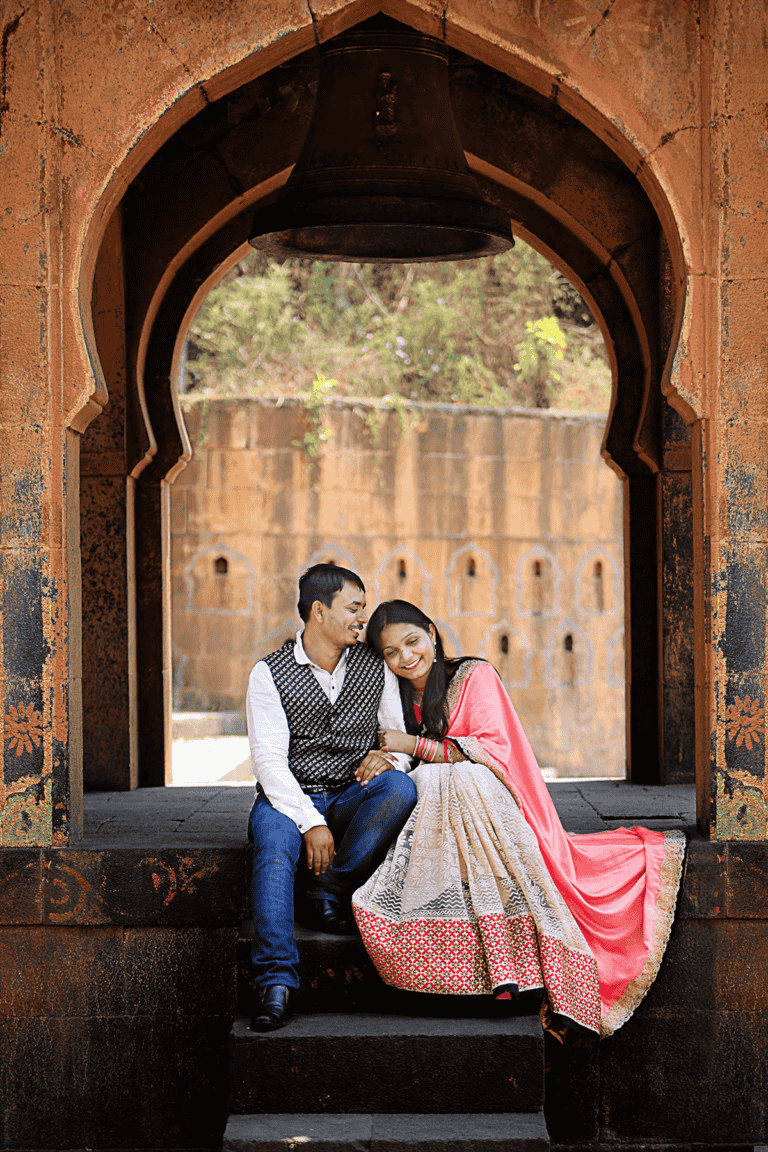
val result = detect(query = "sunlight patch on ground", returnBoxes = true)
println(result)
[170,736,253,787]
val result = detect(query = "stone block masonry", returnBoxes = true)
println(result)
[172,398,624,778]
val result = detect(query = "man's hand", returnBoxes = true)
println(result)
[303,825,335,875]
[355,749,398,786]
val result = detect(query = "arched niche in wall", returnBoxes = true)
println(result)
[375,547,432,612]
[479,621,532,689]
[302,542,359,577]
[606,626,626,687]
[575,548,620,617]
[515,548,562,619]
[175,544,258,711]
[545,624,594,689]
[253,618,303,664]
[447,545,499,617]
[171,645,189,712]
[432,618,463,660]
[183,545,256,615]
[82,9,695,790]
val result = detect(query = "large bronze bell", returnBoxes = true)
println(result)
[249,16,514,263]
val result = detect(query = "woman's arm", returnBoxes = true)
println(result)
[378,729,463,763]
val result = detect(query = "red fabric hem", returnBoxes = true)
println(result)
[354,906,601,1033]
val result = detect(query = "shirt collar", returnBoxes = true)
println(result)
[294,629,350,674]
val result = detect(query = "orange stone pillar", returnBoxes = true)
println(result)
[702,4,768,839]
[0,5,88,845]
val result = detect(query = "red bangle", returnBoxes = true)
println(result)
[415,735,439,761]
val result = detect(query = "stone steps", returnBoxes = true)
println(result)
[227,925,549,1150]
[229,1013,544,1115]
[222,1111,550,1151]
[237,922,544,1018]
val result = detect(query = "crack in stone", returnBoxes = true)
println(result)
[50,124,82,147]
[0,6,29,141]
[306,0,320,46]
[587,0,618,41]
[644,123,702,162]
[141,9,210,106]
[575,786,607,822]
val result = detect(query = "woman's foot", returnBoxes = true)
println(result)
[493,982,519,1001]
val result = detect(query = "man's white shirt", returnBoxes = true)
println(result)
[246,631,411,833]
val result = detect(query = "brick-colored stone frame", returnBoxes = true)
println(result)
[0,1,764,843]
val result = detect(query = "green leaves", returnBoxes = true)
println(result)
[291,377,337,459]
[184,244,610,414]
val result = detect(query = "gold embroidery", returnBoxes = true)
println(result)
[445,660,485,714]
[598,830,686,1038]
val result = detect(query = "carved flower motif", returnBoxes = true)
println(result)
[4,702,44,757]
[725,695,765,750]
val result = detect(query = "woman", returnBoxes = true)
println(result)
[352,600,685,1038]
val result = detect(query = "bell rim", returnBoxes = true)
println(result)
[250,195,512,238]
[249,219,514,263]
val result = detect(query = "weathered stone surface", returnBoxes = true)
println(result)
[42,848,244,926]
[223,1112,550,1152]
[229,1014,544,1115]
[0,923,236,1020]
[1,1014,155,1149]
[0,923,234,1148]
[600,1014,763,1144]
[146,1014,232,1147]
[124,925,237,1017]
[633,919,717,1019]
[224,1112,375,1152]
[0,851,42,924]
[369,1112,550,1151]
[726,842,768,918]
[542,1031,599,1143]
[0,925,126,1020]
[677,839,727,919]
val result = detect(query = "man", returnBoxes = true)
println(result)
[246,563,417,1032]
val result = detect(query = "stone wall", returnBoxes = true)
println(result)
[171,397,624,777]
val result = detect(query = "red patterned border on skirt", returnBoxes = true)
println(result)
[354,906,601,1031]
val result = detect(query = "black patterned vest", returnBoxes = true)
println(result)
[264,640,385,791]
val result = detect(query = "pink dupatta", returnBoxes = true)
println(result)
[443,661,685,1033]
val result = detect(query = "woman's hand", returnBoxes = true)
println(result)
[378,729,417,756]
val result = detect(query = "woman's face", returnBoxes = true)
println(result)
[378,621,436,692]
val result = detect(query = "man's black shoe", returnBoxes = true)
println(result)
[302,897,358,935]
[249,984,296,1032]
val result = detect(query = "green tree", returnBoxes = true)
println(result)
[184,242,611,413]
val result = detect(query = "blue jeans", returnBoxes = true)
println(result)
[249,771,417,989]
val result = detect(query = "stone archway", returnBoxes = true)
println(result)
[82,12,696,800]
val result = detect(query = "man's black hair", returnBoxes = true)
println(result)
[297,563,365,622]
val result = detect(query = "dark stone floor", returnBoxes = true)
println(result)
[80,781,697,847]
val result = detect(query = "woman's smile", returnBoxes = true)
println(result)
[379,622,436,690]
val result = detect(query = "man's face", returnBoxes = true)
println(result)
[315,585,368,649]
[316,581,367,649]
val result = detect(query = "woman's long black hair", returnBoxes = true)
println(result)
[366,600,453,739]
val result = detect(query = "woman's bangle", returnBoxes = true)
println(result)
[415,735,440,762]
